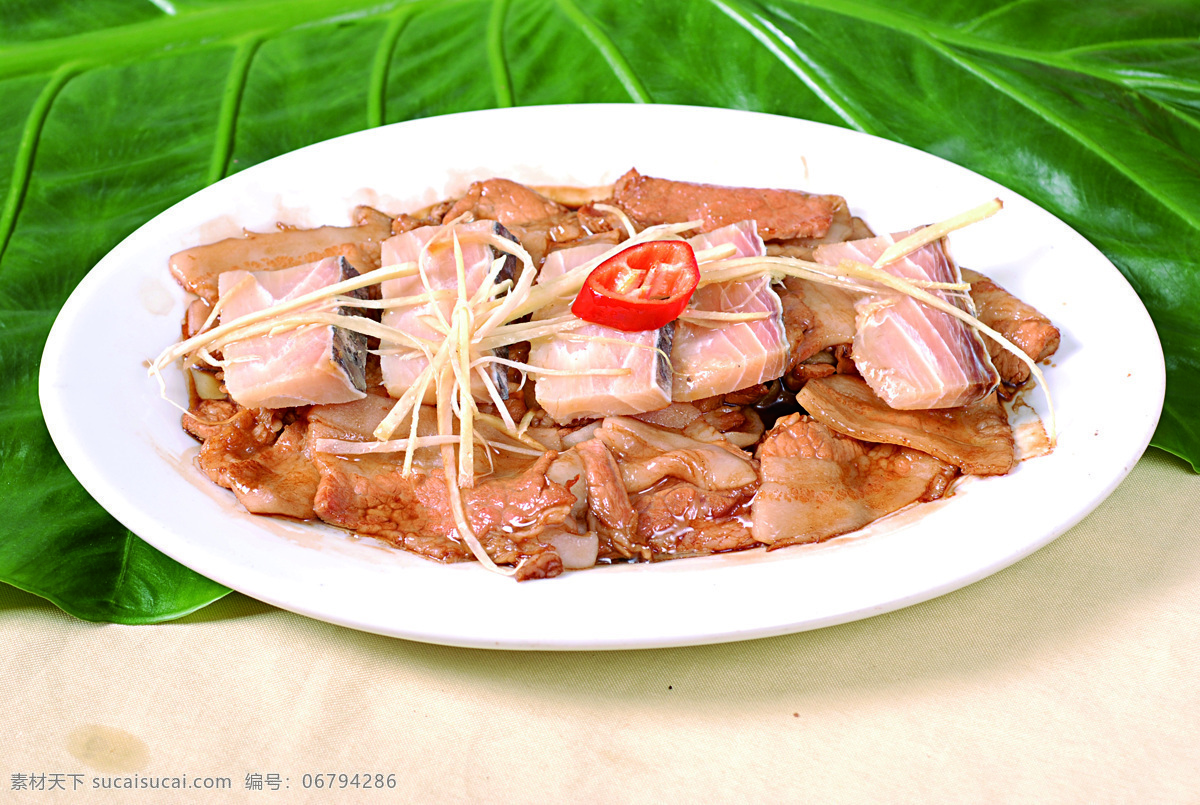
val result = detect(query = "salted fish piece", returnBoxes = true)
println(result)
[379,220,516,403]
[812,232,999,409]
[218,256,368,409]
[528,242,675,423]
[670,221,789,401]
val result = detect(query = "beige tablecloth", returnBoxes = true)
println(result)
[5,447,1198,803]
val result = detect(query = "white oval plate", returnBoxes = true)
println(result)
[39,105,1164,649]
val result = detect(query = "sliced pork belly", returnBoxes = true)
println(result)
[171,206,391,304]
[378,220,517,402]
[441,178,586,267]
[634,481,758,560]
[813,233,999,409]
[751,413,957,546]
[962,268,1060,386]
[609,168,843,240]
[218,256,368,409]
[527,242,675,422]
[192,407,320,520]
[565,418,761,561]
[779,277,858,368]
[594,416,759,494]
[670,223,789,401]
[312,450,575,578]
[766,200,876,261]
[797,374,1014,476]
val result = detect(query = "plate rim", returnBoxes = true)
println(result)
[38,103,1166,649]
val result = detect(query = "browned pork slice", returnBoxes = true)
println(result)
[441,178,586,266]
[779,276,859,370]
[751,413,957,546]
[608,168,843,240]
[813,233,999,409]
[595,416,759,494]
[634,482,758,560]
[170,206,391,303]
[313,451,576,579]
[307,391,400,442]
[550,418,761,562]
[378,220,517,403]
[670,222,789,400]
[190,407,320,520]
[797,374,1014,476]
[218,256,368,409]
[962,269,1060,386]
[766,198,876,260]
[527,242,675,422]
[575,438,642,560]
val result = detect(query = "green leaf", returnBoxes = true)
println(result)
[1,0,1197,621]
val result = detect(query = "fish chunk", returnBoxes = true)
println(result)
[528,243,675,423]
[378,220,517,403]
[218,256,368,409]
[813,232,999,409]
[670,222,789,401]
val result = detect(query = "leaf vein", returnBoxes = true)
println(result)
[552,0,651,103]
[932,40,1200,230]
[708,0,868,132]
[488,0,514,107]
[208,38,261,185]
[0,65,75,266]
[773,0,1200,110]
[957,0,1041,34]
[368,7,418,128]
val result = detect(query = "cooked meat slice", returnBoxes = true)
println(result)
[633,481,758,560]
[610,168,844,240]
[765,202,875,260]
[595,417,758,494]
[169,206,391,304]
[312,454,469,562]
[797,374,1014,476]
[576,438,641,560]
[441,178,586,266]
[512,549,564,581]
[779,277,859,369]
[182,399,238,442]
[193,408,320,520]
[218,421,321,519]
[312,451,575,573]
[751,413,957,546]
[962,269,1060,386]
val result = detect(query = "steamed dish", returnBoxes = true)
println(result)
[152,169,1058,580]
